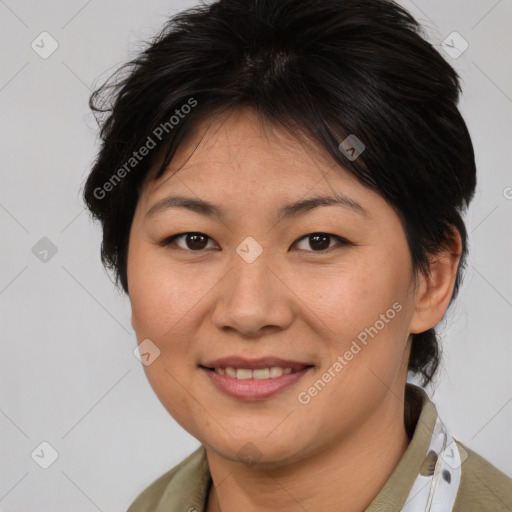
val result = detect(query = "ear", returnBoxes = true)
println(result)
[409,228,462,335]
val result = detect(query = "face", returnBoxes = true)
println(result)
[127,106,420,466]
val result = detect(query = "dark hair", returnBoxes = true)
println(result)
[83,0,476,385]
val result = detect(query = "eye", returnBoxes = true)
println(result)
[292,233,349,252]
[158,231,350,253]
[158,232,219,251]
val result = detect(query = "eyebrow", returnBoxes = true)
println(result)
[145,193,368,221]
[277,193,367,220]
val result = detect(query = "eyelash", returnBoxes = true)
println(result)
[157,232,351,254]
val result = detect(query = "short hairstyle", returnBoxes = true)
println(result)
[83,0,477,385]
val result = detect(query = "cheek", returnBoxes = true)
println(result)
[294,250,410,342]
[127,242,207,426]
[128,238,185,331]
[339,256,413,380]
[128,241,220,347]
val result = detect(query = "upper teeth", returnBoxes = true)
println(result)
[215,367,294,379]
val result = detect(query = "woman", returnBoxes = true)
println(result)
[83,0,512,510]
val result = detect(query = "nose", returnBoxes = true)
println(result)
[210,250,294,338]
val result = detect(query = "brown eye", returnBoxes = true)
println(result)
[293,233,349,252]
[308,234,331,251]
[183,233,209,250]
[159,232,217,251]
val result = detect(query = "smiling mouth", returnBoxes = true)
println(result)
[200,365,313,380]
[199,364,314,400]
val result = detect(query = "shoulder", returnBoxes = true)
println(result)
[453,441,512,512]
[126,445,210,512]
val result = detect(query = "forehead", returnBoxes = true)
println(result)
[142,106,364,201]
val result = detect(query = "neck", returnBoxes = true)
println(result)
[205,389,411,512]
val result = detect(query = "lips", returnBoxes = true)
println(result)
[200,357,311,380]
[199,356,314,400]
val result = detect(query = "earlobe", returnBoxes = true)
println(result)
[409,229,462,334]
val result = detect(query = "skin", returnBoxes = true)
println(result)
[127,106,461,512]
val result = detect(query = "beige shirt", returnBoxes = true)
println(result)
[127,385,512,511]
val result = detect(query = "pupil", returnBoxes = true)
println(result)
[310,234,329,250]
[187,233,207,250]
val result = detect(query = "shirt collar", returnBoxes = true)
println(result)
[366,383,439,511]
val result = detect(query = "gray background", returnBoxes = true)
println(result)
[1,0,511,510]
